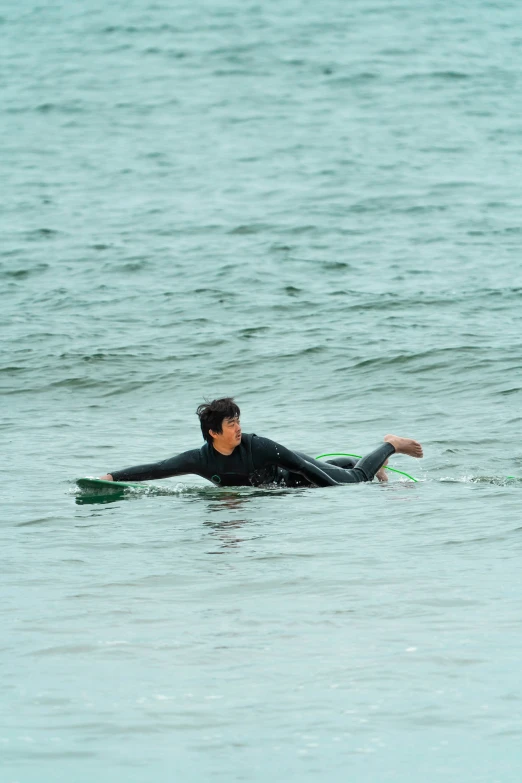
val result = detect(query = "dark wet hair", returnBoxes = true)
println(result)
[196,397,240,444]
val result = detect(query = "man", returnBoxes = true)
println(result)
[100,397,423,487]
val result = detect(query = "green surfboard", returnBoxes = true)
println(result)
[76,478,143,492]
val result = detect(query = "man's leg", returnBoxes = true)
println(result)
[291,445,394,484]
[324,454,389,483]
[322,454,388,482]
[294,435,422,484]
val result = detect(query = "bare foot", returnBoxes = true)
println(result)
[384,435,423,458]
[376,459,389,482]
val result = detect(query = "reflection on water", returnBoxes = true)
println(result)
[75,492,125,506]
[203,491,255,551]
[206,491,250,512]
[204,518,252,551]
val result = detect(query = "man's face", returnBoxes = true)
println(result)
[215,416,242,449]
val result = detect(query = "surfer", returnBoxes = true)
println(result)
[100,397,423,487]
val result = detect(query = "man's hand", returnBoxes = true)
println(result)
[99,474,114,481]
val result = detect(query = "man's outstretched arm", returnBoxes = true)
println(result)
[100,450,201,482]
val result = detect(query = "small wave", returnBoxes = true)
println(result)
[102,23,179,35]
[329,72,380,85]
[25,228,61,240]
[1,262,49,279]
[238,326,270,339]
[228,223,272,235]
[113,260,149,272]
[439,476,522,486]
[400,70,470,82]
[35,102,85,114]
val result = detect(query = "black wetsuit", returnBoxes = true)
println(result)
[110,434,395,488]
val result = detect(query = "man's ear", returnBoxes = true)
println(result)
[208,429,217,440]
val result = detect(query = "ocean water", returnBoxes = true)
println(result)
[2,0,522,780]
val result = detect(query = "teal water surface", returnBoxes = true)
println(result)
[2,0,522,780]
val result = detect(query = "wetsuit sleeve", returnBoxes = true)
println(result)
[251,437,341,487]
[110,449,202,482]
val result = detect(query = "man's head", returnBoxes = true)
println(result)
[196,397,241,448]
